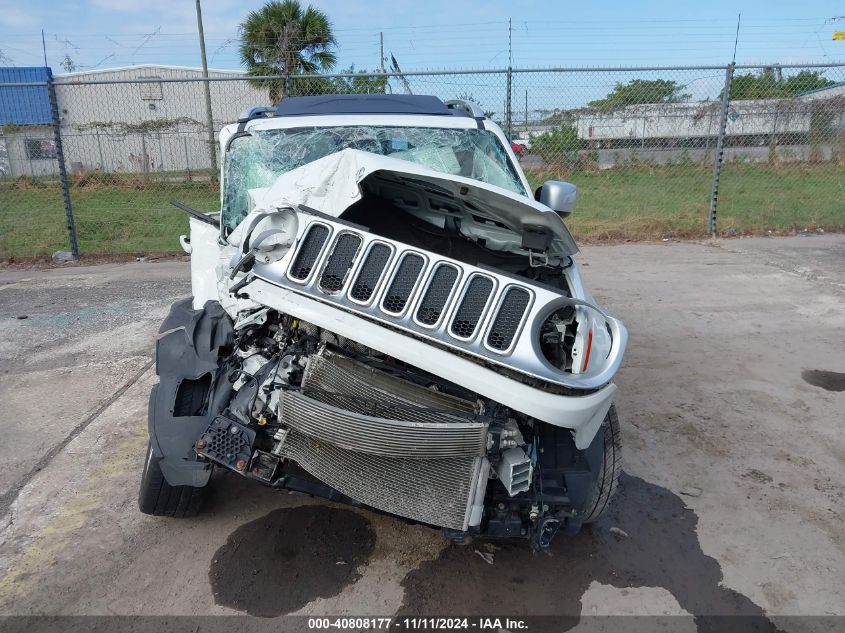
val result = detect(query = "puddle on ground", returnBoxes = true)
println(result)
[209,504,376,617]
[802,369,845,392]
[209,475,775,630]
[399,474,776,632]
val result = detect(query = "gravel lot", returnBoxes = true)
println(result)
[0,236,843,629]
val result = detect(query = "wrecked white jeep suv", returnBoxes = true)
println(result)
[139,95,627,548]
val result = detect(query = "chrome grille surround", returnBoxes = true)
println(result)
[349,241,394,303]
[381,252,427,315]
[449,274,496,341]
[253,208,623,389]
[414,263,461,328]
[287,222,330,282]
[318,232,362,294]
[486,287,532,351]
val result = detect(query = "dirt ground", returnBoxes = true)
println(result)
[0,235,843,629]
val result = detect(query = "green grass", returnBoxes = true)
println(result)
[1,163,843,258]
[0,180,219,258]
[527,163,845,242]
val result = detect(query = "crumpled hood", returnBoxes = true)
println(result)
[245,148,578,256]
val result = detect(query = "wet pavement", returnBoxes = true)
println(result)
[210,505,376,617]
[801,369,845,392]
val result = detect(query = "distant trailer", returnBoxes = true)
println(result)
[572,99,824,149]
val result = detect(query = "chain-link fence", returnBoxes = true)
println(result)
[1,63,843,258]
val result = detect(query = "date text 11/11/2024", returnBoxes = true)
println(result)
[307,618,529,630]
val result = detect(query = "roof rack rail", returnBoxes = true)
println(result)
[238,106,276,123]
[444,99,486,118]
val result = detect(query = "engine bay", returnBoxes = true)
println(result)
[176,306,607,548]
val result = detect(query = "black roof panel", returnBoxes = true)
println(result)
[275,94,464,117]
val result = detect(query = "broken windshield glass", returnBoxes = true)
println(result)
[222,126,525,230]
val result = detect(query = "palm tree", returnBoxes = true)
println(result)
[239,0,337,104]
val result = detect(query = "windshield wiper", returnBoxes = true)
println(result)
[170,200,220,228]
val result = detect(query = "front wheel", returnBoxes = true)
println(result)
[138,442,206,518]
[581,405,622,523]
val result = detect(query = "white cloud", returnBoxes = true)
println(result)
[0,1,42,27]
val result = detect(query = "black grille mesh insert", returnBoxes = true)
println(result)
[319,233,361,293]
[416,265,459,325]
[350,243,391,301]
[289,224,329,280]
[451,276,494,338]
[382,254,425,313]
[486,288,531,350]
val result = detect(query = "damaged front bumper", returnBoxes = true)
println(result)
[234,206,626,449]
[246,277,618,450]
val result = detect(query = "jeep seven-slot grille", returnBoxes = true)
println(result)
[416,265,459,325]
[486,288,531,351]
[382,254,425,314]
[278,220,542,358]
[289,224,329,280]
[350,243,392,301]
[450,276,494,339]
[319,234,361,293]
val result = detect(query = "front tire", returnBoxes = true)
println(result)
[138,442,205,518]
[581,405,622,523]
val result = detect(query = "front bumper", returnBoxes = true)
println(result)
[245,278,618,449]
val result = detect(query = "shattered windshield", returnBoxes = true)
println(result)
[222,125,525,230]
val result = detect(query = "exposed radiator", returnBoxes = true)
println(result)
[280,390,487,458]
[277,348,489,530]
[302,348,479,416]
[279,431,485,530]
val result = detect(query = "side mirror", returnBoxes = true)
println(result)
[535,180,576,218]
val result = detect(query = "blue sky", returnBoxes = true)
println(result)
[1,0,843,73]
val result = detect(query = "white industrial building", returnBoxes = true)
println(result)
[1,64,269,178]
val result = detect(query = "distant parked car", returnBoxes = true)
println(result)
[511,141,527,158]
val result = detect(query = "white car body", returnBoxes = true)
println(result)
[147,95,627,546]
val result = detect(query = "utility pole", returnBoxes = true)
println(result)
[195,0,218,179]
[380,32,385,73]
[506,18,513,139]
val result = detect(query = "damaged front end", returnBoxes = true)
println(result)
[146,127,627,548]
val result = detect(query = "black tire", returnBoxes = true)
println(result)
[138,442,205,518]
[581,405,623,523]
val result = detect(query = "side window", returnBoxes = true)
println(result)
[223,134,273,232]
[139,77,163,101]
[24,138,58,160]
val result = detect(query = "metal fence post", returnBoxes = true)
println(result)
[505,66,513,139]
[47,76,79,260]
[95,129,104,170]
[708,63,734,238]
